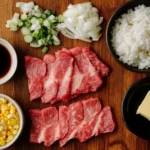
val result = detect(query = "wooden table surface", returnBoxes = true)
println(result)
[0,0,149,150]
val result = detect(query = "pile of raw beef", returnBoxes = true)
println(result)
[29,98,116,147]
[25,47,110,104]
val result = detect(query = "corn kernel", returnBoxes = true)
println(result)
[7,131,12,136]
[0,137,3,140]
[2,131,6,135]
[7,114,13,119]
[0,98,7,103]
[0,125,4,131]
[8,103,12,107]
[7,135,13,141]
[12,130,17,135]
[1,120,6,125]
[0,140,5,146]
[2,135,6,139]
[0,97,20,146]
[10,106,16,114]
[8,126,12,130]
[8,119,17,126]
[14,125,19,129]
[1,104,8,111]
[6,139,10,143]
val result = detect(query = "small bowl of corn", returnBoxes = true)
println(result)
[0,94,24,149]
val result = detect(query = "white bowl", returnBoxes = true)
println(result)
[0,94,24,150]
[0,38,17,84]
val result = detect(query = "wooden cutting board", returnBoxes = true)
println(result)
[0,0,149,149]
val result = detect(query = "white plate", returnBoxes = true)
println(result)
[0,38,17,84]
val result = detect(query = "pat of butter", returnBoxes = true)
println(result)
[136,91,150,121]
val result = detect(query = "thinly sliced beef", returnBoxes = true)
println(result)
[29,110,45,143]
[41,54,57,103]
[59,101,84,147]
[25,56,46,101]
[42,49,74,104]
[59,106,69,139]
[29,98,116,147]
[25,47,110,104]
[76,98,102,142]
[94,106,116,136]
[42,107,60,146]
[67,47,103,100]
[82,47,110,76]
[55,49,74,101]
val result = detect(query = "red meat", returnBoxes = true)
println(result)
[59,101,84,147]
[25,56,46,101]
[76,98,102,142]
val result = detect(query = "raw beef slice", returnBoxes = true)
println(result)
[59,106,69,139]
[42,107,60,146]
[94,106,116,136]
[42,49,74,104]
[82,47,110,76]
[68,47,103,99]
[41,54,57,103]
[25,56,46,101]
[29,98,116,147]
[76,98,102,142]
[29,110,45,143]
[55,49,74,101]
[59,101,84,147]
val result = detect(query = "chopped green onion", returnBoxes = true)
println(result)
[24,35,33,43]
[21,27,31,35]
[21,14,27,21]
[30,42,41,48]
[42,47,48,53]
[6,2,61,52]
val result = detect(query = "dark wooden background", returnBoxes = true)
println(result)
[0,0,149,149]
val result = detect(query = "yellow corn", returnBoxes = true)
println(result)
[10,106,16,114]
[0,140,5,146]
[7,131,12,136]
[0,97,20,146]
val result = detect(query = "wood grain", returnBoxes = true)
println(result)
[0,0,149,150]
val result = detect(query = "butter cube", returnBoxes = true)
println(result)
[137,91,150,121]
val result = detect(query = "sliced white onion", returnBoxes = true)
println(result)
[61,29,75,39]
[17,2,34,14]
[16,2,25,8]
[58,2,103,42]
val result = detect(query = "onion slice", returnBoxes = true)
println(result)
[57,2,103,42]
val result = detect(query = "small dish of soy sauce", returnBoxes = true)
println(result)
[0,38,17,84]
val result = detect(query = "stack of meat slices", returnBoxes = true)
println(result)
[29,97,116,147]
[25,47,110,104]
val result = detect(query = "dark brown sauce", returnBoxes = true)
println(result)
[0,44,11,78]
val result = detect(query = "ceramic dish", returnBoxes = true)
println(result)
[106,0,150,73]
[0,94,24,150]
[0,38,17,84]
[122,77,150,139]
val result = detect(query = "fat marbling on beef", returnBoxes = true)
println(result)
[94,106,116,136]
[76,98,102,142]
[42,107,60,146]
[63,47,103,102]
[81,47,110,76]
[30,107,60,147]
[41,48,74,104]
[25,47,109,104]
[29,110,45,143]
[59,101,84,147]
[25,56,46,101]
[29,98,116,147]
[59,106,69,139]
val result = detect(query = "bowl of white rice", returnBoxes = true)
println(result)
[106,0,150,73]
